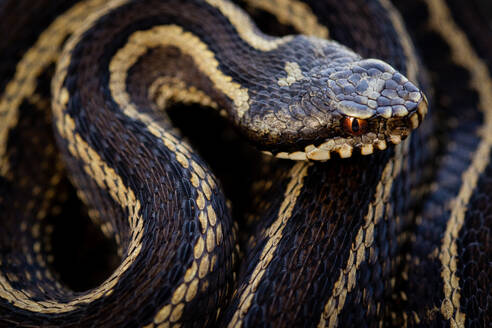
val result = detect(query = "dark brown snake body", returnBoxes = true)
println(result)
[0,0,489,327]
[392,1,492,326]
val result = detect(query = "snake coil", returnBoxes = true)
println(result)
[0,0,490,327]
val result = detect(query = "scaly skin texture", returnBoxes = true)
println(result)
[391,0,492,327]
[3,0,489,327]
[222,0,436,327]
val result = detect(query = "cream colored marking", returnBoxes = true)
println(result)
[216,224,223,245]
[425,0,492,326]
[278,61,305,87]
[305,145,316,153]
[202,181,212,200]
[227,162,311,328]
[199,256,210,279]
[207,175,216,190]
[306,149,330,161]
[389,134,402,145]
[0,0,132,312]
[193,238,205,259]
[170,303,184,323]
[207,205,217,226]
[190,173,200,188]
[210,255,217,273]
[49,4,223,325]
[244,0,329,38]
[409,113,420,129]
[175,153,189,168]
[206,0,293,51]
[361,144,374,156]
[184,262,197,283]
[377,140,387,150]
[337,144,353,159]
[0,114,144,313]
[196,191,206,210]
[276,152,289,159]
[149,77,218,110]
[280,136,397,161]
[171,285,187,305]
[206,229,215,252]
[198,211,208,234]
[417,99,428,117]
[109,25,249,121]
[288,150,307,161]
[0,0,121,178]
[318,140,409,327]
[185,278,199,302]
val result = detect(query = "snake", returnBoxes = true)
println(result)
[0,0,489,327]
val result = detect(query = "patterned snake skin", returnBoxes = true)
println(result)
[0,0,490,327]
[391,1,492,326]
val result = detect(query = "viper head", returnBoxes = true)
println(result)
[242,36,428,161]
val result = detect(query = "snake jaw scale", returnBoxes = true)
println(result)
[409,113,420,129]
[275,152,289,159]
[389,134,402,145]
[376,140,388,150]
[304,144,317,153]
[306,149,330,161]
[288,151,308,160]
[417,94,429,117]
[360,144,374,155]
[336,144,353,158]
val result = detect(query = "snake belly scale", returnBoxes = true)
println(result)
[0,0,489,327]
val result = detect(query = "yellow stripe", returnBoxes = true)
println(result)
[0,0,131,312]
[227,162,311,328]
[316,1,420,325]
[52,4,227,324]
[148,77,219,111]
[0,0,119,178]
[425,0,492,327]
[205,0,293,51]
[317,139,409,328]
[0,113,144,313]
[243,0,329,38]
[277,61,305,86]
[108,25,249,119]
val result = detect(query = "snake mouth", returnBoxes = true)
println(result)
[263,94,428,161]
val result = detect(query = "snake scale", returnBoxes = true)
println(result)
[0,0,490,327]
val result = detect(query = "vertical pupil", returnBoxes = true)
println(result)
[351,119,360,132]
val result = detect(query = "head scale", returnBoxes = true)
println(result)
[242,36,428,161]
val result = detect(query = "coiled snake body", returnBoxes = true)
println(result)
[0,0,489,327]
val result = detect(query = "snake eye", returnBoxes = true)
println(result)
[343,117,367,136]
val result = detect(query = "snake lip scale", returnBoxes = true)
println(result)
[267,91,427,161]
[239,45,429,160]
